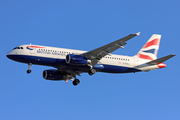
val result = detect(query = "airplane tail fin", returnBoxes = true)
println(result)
[135,34,161,61]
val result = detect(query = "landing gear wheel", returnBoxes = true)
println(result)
[27,63,32,74]
[88,69,96,76]
[27,70,31,74]
[73,79,80,86]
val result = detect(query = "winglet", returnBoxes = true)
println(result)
[136,32,141,37]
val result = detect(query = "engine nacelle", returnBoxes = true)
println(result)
[43,70,67,80]
[66,54,91,65]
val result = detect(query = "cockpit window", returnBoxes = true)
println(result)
[13,47,23,50]
[13,47,17,50]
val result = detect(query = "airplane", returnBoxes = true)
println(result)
[6,32,175,86]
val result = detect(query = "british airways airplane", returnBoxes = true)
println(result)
[6,32,175,86]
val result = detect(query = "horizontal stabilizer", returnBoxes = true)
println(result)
[147,54,176,65]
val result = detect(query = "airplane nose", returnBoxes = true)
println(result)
[6,51,12,59]
[6,50,23,61]
[6,52,10,59]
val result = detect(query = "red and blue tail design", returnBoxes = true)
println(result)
[136,34,161,61]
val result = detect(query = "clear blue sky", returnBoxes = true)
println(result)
[0,0,180,120]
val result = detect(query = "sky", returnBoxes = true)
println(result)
[0,0,180,120]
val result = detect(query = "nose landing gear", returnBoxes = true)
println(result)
[27,63,32,74]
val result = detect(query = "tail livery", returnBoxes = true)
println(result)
[136,34,161,61]
[135,34,175,71]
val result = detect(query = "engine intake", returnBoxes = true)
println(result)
[66,54,91,65]
[43,70,67,80]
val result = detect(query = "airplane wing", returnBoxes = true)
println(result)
[82,32,140,66]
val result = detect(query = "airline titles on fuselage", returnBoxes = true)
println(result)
[36,48,130,65]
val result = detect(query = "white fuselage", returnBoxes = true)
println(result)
[6,44,162,73]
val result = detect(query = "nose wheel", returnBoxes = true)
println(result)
[27,69,31,74]
[27,63,32,74]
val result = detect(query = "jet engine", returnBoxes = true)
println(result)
[66,54,91,65]
[43,69,67,80]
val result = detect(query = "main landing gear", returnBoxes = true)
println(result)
[73,79,80,86]
[27,63,32,74]
[88,69,96,76]
[72,69,96,86]
[71,69,96,86]
[67,72,80,86]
